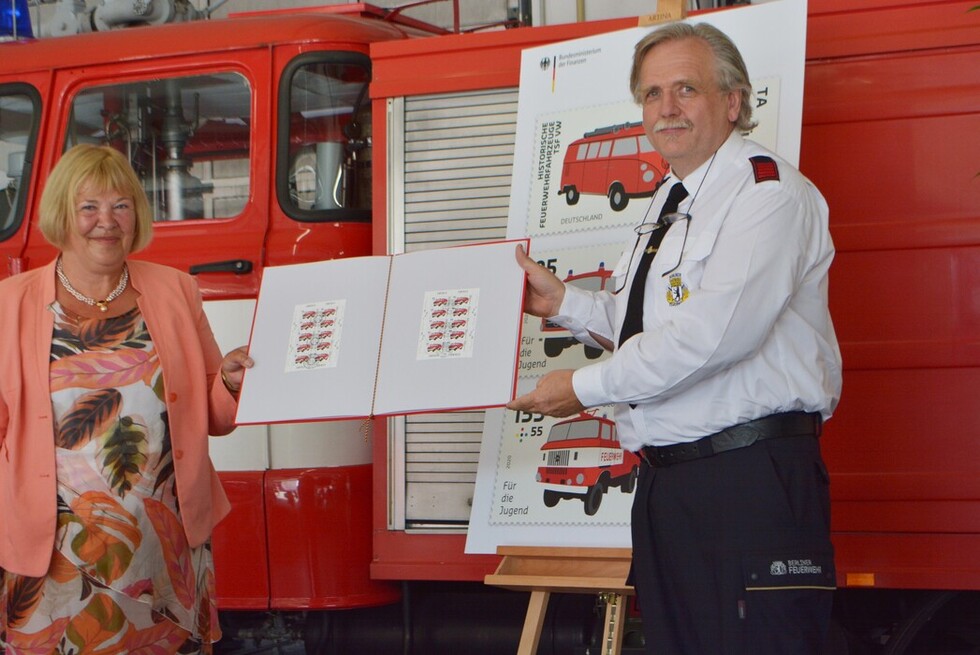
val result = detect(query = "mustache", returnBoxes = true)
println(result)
[654,119,692,132]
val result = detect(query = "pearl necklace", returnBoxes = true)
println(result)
[56,258,129,313]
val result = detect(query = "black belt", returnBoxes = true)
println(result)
[635,411,822,468]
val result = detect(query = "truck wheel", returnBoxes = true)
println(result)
[564,185,580,205]
[303,611,333,654]
[584,345,603,360]
[882,590,962,655]
[543,338,565,358]
[608,183,628,211]
[543,490,561,508]
[584,481,605,516]
[621,466,638,493]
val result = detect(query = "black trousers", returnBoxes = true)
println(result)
[630,435,835,655]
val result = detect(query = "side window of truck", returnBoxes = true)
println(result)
[65,72,251,222]
[278,53,372,222]
[0,84,40,240]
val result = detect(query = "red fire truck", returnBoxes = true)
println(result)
[537,411,640,516]
[541,263,613,360]
[558,121,669,211]
[3,1,979,653]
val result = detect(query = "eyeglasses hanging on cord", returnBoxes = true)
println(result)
[612,148,718,292]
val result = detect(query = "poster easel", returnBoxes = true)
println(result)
[485,546,633,655]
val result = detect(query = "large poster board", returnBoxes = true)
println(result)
[466,0,809,554]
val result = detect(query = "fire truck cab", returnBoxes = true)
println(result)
[537,411,640,516]
[541,263,612,360]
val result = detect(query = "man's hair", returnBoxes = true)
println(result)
[629,22,757,133]
[39,143,154,252]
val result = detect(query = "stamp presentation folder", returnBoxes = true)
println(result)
[236,239,527,424]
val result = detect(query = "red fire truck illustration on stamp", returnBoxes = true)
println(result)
[286,300,345,371]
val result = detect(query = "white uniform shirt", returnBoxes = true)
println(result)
[552,131,842,452]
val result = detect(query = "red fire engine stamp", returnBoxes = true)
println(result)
[286,300,345,372]
[417,288,479,360]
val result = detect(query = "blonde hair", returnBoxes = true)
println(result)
[39,144,154,252]
[629,22,757,133]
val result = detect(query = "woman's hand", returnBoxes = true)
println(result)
[219,346,253,396]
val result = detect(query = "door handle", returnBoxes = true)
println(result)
[189,259,254,275]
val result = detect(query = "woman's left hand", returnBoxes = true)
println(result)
[219,346,253,395]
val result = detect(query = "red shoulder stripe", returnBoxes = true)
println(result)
[749,155,780,183]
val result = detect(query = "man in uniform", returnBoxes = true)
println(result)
[509,21,842,654]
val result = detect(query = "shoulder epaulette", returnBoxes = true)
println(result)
[749,155,779,183]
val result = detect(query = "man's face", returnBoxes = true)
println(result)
[637,37,740,178]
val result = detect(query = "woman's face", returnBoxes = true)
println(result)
[64,183,136,269]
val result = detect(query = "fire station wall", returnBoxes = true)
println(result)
[801,0,980,589]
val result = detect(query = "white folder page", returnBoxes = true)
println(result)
[235,256,391,423]
[374,240,525,416]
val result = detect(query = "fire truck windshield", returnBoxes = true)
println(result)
[569,273,607,293]
[0,85,38,241]
[67,72,251,222]
[546,418,611,443]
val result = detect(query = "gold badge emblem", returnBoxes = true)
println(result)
[666,273,689,306]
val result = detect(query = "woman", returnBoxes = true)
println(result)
[0,144,253,654]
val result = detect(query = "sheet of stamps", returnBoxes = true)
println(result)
[285,300,344,372]
[416,288,480,359]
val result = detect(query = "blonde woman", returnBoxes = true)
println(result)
[0,144,252,654]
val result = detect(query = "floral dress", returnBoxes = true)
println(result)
[0,303,219,655]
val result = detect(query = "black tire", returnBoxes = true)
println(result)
[882,590,961,655]
[544,337,569,357]
[583,479,606,516]
[543,490,561,508]
[543,338,565,358]
[608,182,628,211]
[564,185,580,205]
[302,611,333,655]
[584,345,603,360]
[621,466,638,494]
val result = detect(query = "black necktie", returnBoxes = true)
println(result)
[618,181,688,348]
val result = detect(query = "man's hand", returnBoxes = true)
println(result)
[507,369,585,418]
[516,244,565,319]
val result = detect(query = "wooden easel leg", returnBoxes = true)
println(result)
[517,589,550,655]
[599,592,626,655]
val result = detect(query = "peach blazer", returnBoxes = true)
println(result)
[0,257,238,576]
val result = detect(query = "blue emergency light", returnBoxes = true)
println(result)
[0,0,34,40]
